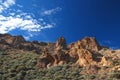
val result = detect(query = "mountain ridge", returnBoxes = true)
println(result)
[0,33,120,79]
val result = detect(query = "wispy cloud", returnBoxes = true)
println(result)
[110,47,119,50]
[100,40,119,50]
[0,14,54,34]
[100,40,111,45]
[0,0,59,40]
[17,4,23,8]
[0,0,15,13]
[42,7,62,15]
[102,40,111,44]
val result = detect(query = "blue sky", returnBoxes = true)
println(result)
[0,0,120,49]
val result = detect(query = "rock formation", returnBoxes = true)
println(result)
[99,56,112,66]
[0,34,25,45]
[0,33,119,71]
[0,33,46,53]
[36,36,114,69]
[76,48,96,67]
[80,37,101,51]
[36,37,70,68]
[55,36,67,49]
[0,33,120,80]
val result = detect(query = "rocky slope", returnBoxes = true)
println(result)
[0,33,120,80]
[37,36,119,69]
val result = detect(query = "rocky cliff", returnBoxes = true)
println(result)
[0,33,120,76]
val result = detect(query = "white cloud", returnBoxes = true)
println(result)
[0,14,54,33]
[42,7,62,15]
[0,0,60,40]
[17,4,23,8]
[110,47,119,50]
[2,0,15,8]
[0,0,15,13]
[0,5,4,13]
[23,36,30,40]
[100,40,119,50]
[41,24,54,30]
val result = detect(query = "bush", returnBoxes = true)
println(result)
[1,50,119,80]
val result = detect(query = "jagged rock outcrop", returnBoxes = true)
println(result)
[36,36,117,69]
[0,33,120,80]
[76,48,96,67]
[99,56,112,66]
[0,34,48,53]
[68,37,101,53]
[0,34,26,49]
[36,48,54,68]
[55,36,67,49]
[68,39,106,67]
[80,37,101,51]
[37,36,70,68]
[0,34,25,45]
[0,34,119,70]
[67,37,101,63]
[36,40,70,68]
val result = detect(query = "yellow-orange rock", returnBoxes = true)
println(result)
[37,47,68,68]
[55,36,67,49]
[99,56,112,66]
[76,48,96,67]
[80,37,101,51]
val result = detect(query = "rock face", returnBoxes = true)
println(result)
[36,47,68,68]
[0,33,119,70]
[0,34,25,45]
[80,37,101,51]
[76,48,96,67]
[66,37,101,66]
[36,37,70,68]
[99,56,112,66]
[55,36,67,49]
[0,33,48,52]
[37,36,112,69]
